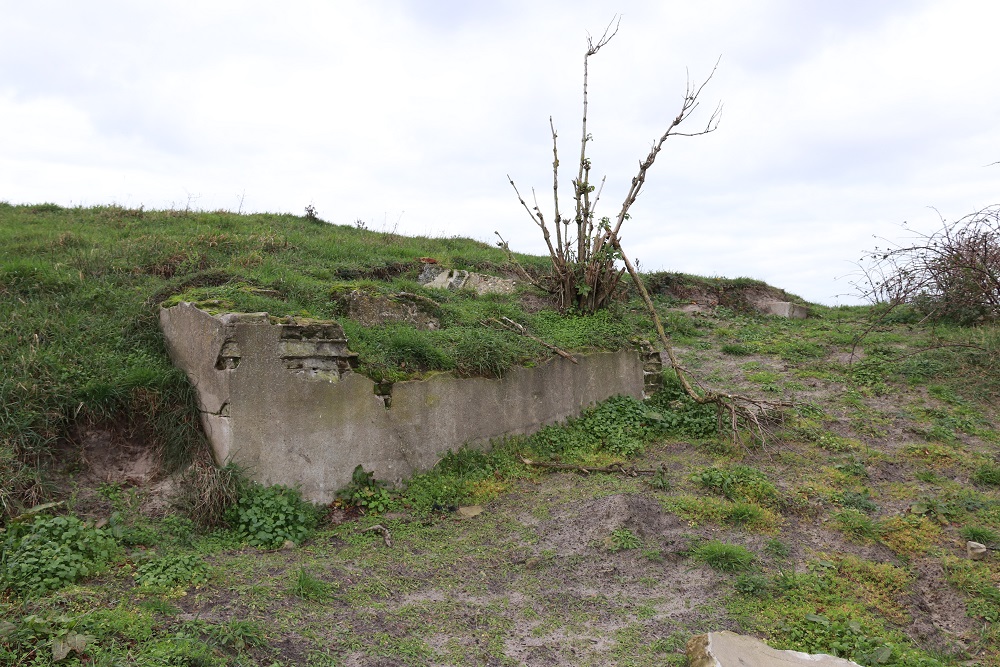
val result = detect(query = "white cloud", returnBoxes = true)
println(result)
[1,1,998,304]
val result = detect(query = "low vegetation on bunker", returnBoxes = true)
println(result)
[2,202,1000,666]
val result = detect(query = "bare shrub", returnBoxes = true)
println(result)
[501,18,721,313]
[855,205,1000,324]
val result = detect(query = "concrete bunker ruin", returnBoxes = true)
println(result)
[160,302,659,503]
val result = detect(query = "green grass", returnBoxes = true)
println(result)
[2,202,1000,666]
[688,540,757,572]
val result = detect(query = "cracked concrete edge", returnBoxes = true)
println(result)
[686,632,863,667]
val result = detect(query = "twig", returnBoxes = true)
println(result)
[494,231,547,291]
[520,456,664,477]
[484,316,578,364]
[360,524,393,547]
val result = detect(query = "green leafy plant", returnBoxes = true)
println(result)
[608,527,642,552]
[693,465,778,505]
[833,458,869,478]
[228,484,318,548]
[134,554,210,589]
[1,514,119,596]
[404,472,469,514]
[203,619,266,651]
[777,614,893,664]
[734,573,773,597]
[577,395,658,457]
[3,613,96,663]
[338,465,397,514]
[837,490,879,514]
[909,496,957,525]
[645,372,718,438]
[647,468,672,491]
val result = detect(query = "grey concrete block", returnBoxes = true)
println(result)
[160,303,645,502]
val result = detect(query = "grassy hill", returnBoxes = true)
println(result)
[1,203,999,666]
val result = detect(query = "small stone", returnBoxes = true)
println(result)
[967,541,988,560]
[281,539,296,550]
[456,505,483,518]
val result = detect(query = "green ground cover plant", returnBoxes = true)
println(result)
[1,514,119,595]
[133,553,211,589]
[228,483,318,548]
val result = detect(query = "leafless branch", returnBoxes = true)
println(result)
[505,18,722,314]
[851,205,1000,324]
[607,231,790,447]
[484,317,578,363]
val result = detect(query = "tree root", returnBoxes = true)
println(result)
[519,456,666,477]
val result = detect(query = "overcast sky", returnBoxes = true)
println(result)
[2,1,998,304]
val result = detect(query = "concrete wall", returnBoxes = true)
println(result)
[160,302,651,503]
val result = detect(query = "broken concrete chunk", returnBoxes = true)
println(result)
[967,541,988,560]
[686,631,863,667]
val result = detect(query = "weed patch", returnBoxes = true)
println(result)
[693,465,779,506]
[832,509,884,544]
[1,514,119,596]
[689,540,757,572]
[228,484,318,548]
[134,553,210,589]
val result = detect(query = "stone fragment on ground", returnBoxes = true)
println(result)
[686,631,863,667]
[967,541,988,559]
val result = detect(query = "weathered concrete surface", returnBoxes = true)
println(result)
[418,265,517,295]
[686,632,863,666]
[160,302,647,502]
[758,300,809,319]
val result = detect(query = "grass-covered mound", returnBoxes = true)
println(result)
[3,202,1000,666]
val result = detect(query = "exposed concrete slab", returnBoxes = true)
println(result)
[758,301,809,319]
[687,632,863,666]
[418,265,517,295]
[160,303,650,502]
